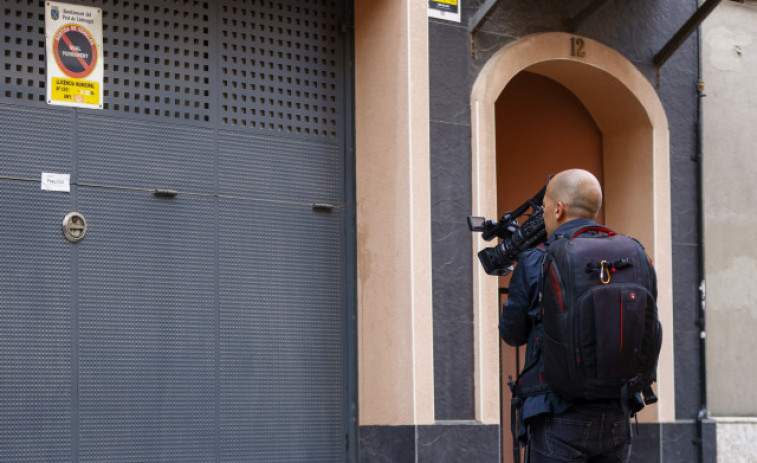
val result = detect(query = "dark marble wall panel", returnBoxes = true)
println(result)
[671,156,700,245]
[662,422,699,463]
[433,320,475,420]
[629,423,661,463]
[429,22,474,125]
[359,426,415,463]
[418,424,500,463]
[431,218,474,322]
[702,420,717,463]
[670,154,703,420]
[429,120,473,323]
[657,37,700,160]
[359,424,501,463]
[430,118,475,420]
[629,422,717,463]
[672,242,702,419]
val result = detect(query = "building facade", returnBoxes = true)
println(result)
[2,0,755,462]
[357,0,745,462]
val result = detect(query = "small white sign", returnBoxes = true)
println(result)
[41,172,71,192]
[428,0,461,23]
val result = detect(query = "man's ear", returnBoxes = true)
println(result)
[555,201,567,221]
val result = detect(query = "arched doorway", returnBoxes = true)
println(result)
[469,33,674,462]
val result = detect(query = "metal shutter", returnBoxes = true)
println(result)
[0,0,352,461]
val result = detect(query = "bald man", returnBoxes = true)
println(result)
[542,169,603,237]
[500,169,632,463]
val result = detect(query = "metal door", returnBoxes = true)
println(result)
[0,1,354,461]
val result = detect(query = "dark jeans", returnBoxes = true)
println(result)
[526,403,631,463]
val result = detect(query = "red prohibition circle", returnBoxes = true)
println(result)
[52,24,98,79]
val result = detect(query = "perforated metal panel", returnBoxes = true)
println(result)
[2,0,342,138]
[100,0,213,122]
[219,201,345,462]
[1,2,46,105]
[0,0,352,461]
[78,114,216,192]
[0,182,72,463]
[0,105,72,179]
[219,130,341,204]
[77,190,217,462]
[220,0,340,139]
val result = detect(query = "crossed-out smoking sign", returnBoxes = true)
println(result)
[45,3,103,109]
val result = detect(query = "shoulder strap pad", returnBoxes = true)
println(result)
[571,226,617,239]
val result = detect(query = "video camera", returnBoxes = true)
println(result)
[468,182,549,276]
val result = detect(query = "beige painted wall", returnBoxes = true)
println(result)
[354,0,434,425]
[702,1,757,417]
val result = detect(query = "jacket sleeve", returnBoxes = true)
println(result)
[499,248,543,347]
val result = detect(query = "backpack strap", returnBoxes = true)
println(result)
[507,376,522,463]
[571,226,617,238]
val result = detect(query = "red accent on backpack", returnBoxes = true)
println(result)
[572,226,617,239]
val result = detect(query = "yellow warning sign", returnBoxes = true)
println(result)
[45,3,103,109]
[428,0,460,22]
[51,77,100,105]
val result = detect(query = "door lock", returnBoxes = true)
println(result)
[62,212,87,243]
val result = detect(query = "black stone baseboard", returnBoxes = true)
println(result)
[359,425,415,463]
[629,423,661,462]
[418,423,500,462]
[630,421,716,463]
[359,423,500,463]
[359,421,715,463]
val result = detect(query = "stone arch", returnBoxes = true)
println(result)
[470,32,674,424]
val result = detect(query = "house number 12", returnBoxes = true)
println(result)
[570,37,586,58]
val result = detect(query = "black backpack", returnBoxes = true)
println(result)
[537,226,662,411]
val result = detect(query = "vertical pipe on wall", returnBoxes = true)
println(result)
[694,9,709,463]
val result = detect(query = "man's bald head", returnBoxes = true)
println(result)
[543,169,603,236]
